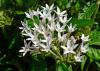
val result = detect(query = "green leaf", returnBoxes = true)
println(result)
[33,16,39,25]
[81,56,87,71]
[78,3,96,19]
[0,11,12,27]
[27,19,34,28]
[89,31,100,45]
[75,1,80,11]
[87,48,100,61]
[68,65,72,71]
[57,63,68,71]
[71,18,94,28]
[16,0,23,6]
[15,11,24,15]
[95,62,100,69]
[8,36,16,49]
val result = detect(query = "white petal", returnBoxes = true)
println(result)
[74,44,78,49]
[67,40,71,48]
[25,12,31,18]
[57,7,60,14]
[60,11,66,16]
[61,46,67,50]
[50,4,54,10]
[64,50,69,54]
[40,44,46,49]
[23,52,27,56]
[71,36,76,43]
[19,49,24,52]
[40,39,47,42]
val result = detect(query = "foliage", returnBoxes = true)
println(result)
[0,11,13,27]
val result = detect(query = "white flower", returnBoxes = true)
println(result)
[67,23,76,33]
[59,15,67,23]
[61,40,78,54]
[74,52,82,62]
[39,36,52,52]
[59,16,72,23]
[27,31,40,47]
[20,22,35,42]
[66,39,78,52]
[25,12,32,19]
[41,4,54,12]
[19,40,31,56]
[55,7,66,17]
[25,10,34,19]
[47,22,56,31]
[40,4,54,22]
[58,32,67,42]
[25,9,39,19]
[32,23,44,34]
[19,21,30,33]
[39,44,51,52]
[81,34,89,42]
[42,33,52,45]
[39,25,52,52]
[47,14,55,22]
[41,4,55,22]
[61,46,75,54]
[40,25,51,38]
[56,22,66,32]
[71,36,76,43]
[55,7,67,23]
[32,8,40,16]
[80,43,89,53]
[39,10,48,19]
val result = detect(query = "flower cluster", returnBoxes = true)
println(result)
[19,4,89,63]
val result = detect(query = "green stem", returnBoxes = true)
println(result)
[56,50,63,61]
[49,50,58,58]
[93,1,100,20]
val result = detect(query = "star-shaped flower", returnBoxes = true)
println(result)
[47,22,56,32]
[74,52,82,62]
[67,23,76,33]
[19,40,31,56]
[39,36,52,52]
[25,9,39,19]
[81,34,89,42]
[55,7,66,17]
[41,4,54,12]
[61,40,78,54]
[58,32,67,42]
[56,22,66,32]
[80,43,89,53]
